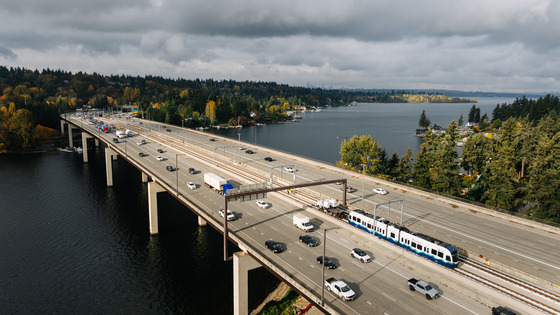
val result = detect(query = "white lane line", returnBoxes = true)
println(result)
[381,293,395,302]
[441,296,479,314]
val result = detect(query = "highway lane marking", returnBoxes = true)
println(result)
[538,240,557,246]
[381,293,395,302]
[441,296,479,314]
[366,301,373,305]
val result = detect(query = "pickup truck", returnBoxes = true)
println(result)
[407,278,440,300]
[324,277,356,301]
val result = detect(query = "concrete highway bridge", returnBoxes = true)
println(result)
[61,113,560,315]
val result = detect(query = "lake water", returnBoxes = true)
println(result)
[213,97,516,164]
[0,96,516,313]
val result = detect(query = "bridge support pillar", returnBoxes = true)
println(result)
[112,154,118,161]
[141,172,148,183]
[82,133,93,163]
[68,124,74,148]
[148,181,166,235]
[233,252,261,315]
[60,120,66,134]
[197,216,207,226]
[105,147,117,187]
[95,139,99,147]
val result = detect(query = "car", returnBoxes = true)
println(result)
[491,306,517,315]
[219,209,235,221]
[373,188,388,195]
[138,152,146,157]
[350,248,372,263]
[237,146,244,150]
[245,149,254,154]
[187,182,196,189]
[299,235,318,247]
[265,240,283,253]
[342,186,357,193]
[264,157,273,162]
[284,167,296,173]
[166,128,171,132]
[157,148,164,153]
[113,138,119,143]
[156,156,164,161]
[136,139,146,145]
[256,200,269,209]
[188,167,196,174]
[316,256,337,269]
[209,138,216,142]
[166,165,176,172]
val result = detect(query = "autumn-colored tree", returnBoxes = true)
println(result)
[205,100,217,122]
[337,135,382,174]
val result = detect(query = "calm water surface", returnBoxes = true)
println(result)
[214,97,516,164]
[0,150,278,314]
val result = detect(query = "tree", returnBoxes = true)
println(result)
[418,110,430,129]
[337,135,382,174]
[205,100,217,123]
[468,105,476,123]
[394,147,413,183]
[413,128,436,189]
[458,114,464,126]
[430,121,461,195]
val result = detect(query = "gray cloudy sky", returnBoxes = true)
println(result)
[1,0,559,93]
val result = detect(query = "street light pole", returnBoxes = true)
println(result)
[321,227,338,306]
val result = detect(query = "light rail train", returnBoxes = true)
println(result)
[348,210,459,268]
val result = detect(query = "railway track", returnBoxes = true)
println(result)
[457,256,560,314]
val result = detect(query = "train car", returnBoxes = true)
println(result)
[347,210,459,268]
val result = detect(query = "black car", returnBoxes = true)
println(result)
[341,186,357,193]
[188,167,196,174]
[209,138,216,142]
[166,165,175,172]
[245,149,254,154]
[299,235,318,247]
[166,129,171,132]
[316,256,337,269]
[139,152,146,157]
[265,240,283,253]
[113,138,119,143]
[157,148,164,153]
[492,306,517,315]
[264,157,273,162]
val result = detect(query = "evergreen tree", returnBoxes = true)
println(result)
[468,105,476,123]
[387,151,400,178]
[413,129,436,189]
[458,114,463,126]
[418,110,430,129]
[430,121,461,194]
[395,147,414,183]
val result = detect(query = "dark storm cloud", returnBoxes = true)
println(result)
[0,0,558,92]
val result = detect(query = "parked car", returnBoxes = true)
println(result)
[317,256,337,269]
[189,167,196,174]
[157,148,164,153]
[187,182,197,189]
[219,209,235,221]
[265,240,283,253]
[373,188,388,195]
[138,152,146,157]
[299,235,318,247]
[256,200,269,209]
[245,149,254,154]
[264,157,273,162]
[156,156,164,161]
[350,248,372,263]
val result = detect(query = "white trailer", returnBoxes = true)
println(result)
[293,214,313,232]
[204,173,228,191]
[317,199,337,209]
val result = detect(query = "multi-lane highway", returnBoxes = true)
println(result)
[65,113,559,314]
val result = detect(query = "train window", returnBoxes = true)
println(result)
[446,255,450,261]
[411,242,416,247]
[438,252,443,258]
[431,249,437,255]
[356,218,361,224]
[367,223,371,229]
[390,232,395,238]
[424,247,428,252]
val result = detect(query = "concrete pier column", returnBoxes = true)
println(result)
[148,181,166,235]
[60,120,65,134]
[198,216,207,226]
[68,124,74,148]
[95,139,99,147]
[105,147,117,187]
[112,154,118,161]
[81,133,93,163]
[233,252,261,315]
[141,172,148,183]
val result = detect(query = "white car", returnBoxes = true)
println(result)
[350,248,372,263]
[136,139,146,145]
[373,188,388,195]
[237,146,244,150]
[256,200,269,209]
[284,167,296,173]
[187,182,196,189]
[156,156,164,161]
[219,209,235,221]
